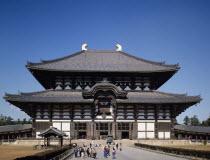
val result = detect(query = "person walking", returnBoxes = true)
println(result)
[104,146,108,158]
[116,143,118,150]
[107,145,110,156]
[119,143,122,151]
[74,147,78,158]
[86,147,90,157]
[81,147,85,159]
[112,147,116,159]
[92,147,97,159]
[79,147,82,157]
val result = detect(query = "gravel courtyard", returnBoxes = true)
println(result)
[68,146,189,160]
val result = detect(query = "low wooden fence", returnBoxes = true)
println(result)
[15,145,72,160]
[134,143,210,159]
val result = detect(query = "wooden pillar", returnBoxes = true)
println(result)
[185,132,187,140]
[196,134,198,141]
[8,133,9,142]
[49,104,53,126]
[98,123,101,139]
[70,122,75,139]
[170,106,176,139]
[155,105,159,139]
[129,123,132,139]
[206,134,208,141]
[112,123,117,140]
[108,123,111,136]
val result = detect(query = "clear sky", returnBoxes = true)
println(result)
[0,0,209,123]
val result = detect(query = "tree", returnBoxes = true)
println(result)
[22,118,27,124]
[201,117,210,126]
[190,115,200,126]
[183,116,190,125]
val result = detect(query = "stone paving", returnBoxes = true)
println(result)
[68,145,189,160]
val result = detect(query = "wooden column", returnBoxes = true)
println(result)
[129,123,132,139]
[155,105,159,139]
[185,132,187,140]
[112,123,117,140]
[49,104,53,126]
[170,105,176,139]
[70,122,75,139]
[108,123,111,135]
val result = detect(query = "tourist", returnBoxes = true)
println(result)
[119,143,122,151]
[81,147,85,159]
[92,147,97,159]
[112,147,116,159]
[74,147,78,158]
[116,143,118,150]
[104,146,108,158]
[107,145,110,156]
[79,147,82,157]
[86,147,90,157]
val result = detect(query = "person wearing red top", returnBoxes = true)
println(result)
[104,146,108,158]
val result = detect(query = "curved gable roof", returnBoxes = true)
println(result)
[26,49,179,72]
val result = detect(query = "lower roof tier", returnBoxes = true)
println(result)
[4,89,201,104]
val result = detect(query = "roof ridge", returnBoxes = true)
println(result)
[119,51,179,68]
[4,89,84,97]
[26,50,85,67]
[154,90,192,97]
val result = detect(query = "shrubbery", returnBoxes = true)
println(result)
[134,143,210,159]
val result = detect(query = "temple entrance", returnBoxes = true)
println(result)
[100,131,108,139]
[122,132,129,139]
[78,132,86,139]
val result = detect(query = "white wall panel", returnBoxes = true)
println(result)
[158,132,164,139]
[138,132,146,139]
[165,132,170,139]
[147,132,155,139]
[138,123,145,131]
[62,123,70,131]
[53,122,61,130]
[146,123,154,131]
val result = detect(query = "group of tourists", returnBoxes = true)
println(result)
[103,145,116,159]
[74,146,97,159]
[73,142,122,159]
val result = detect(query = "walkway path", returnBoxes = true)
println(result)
[68,146,189,160]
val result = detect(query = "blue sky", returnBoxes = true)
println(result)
[0,0,209,123]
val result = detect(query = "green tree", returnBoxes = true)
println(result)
[183,116,190,125]
[22,118,27,124]
[190,115,200,126]
[201,117,210,126]
[5,116,14,125]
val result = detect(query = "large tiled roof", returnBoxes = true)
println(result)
[174,125,210,134]
[4,90,201,104]
[0,124,32,133]
[26,49,179,72]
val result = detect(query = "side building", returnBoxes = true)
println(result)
[3,44,201,140]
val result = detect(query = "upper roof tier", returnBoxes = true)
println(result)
[26,49,180,72]
[4,90,201,104]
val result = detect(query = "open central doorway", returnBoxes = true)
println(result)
[100,131,108,140]
[122,132,129,139]
[78,132,86,139]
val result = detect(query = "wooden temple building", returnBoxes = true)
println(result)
[4,44,202,140]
